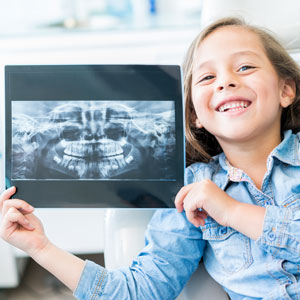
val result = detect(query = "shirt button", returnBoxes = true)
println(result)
[219,227,227,235]
[267,231,276,241]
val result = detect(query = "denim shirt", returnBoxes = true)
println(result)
[74,130,300,300]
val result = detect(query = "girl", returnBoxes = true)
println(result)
[1,17,300,299]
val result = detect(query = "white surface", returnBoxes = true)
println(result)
[104,209,156,269]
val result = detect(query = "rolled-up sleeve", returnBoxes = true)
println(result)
[256,205,300,263]
[74,260,108,299]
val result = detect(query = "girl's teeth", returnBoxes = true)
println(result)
[218,101,250,112]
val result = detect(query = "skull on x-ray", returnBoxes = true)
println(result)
[12,101,175,180]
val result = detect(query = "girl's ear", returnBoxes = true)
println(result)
[280,78,296,108]
[195,118,203,128]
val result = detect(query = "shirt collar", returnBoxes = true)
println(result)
[218,130,300,177]
[270,130,300,166]
[218,153,244,183]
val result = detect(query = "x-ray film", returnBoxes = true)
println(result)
[5,65,184,208]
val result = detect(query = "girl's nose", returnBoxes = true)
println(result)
[216,71,239,91]
[217,82,237,92]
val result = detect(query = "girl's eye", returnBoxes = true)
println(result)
[199,75,215,83]
[238,65,255,72]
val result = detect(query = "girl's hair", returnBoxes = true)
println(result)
[183,17,300,166]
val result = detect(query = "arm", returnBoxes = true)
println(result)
[229,201,265,240]
[175,179,265,240]
[0,187,85,292]
[0,187,205,299]
[31,242,85,292]
[175,179,300,263]
[74,209,205,300]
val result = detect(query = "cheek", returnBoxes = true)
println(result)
[251,70,281,97]
[192,87,211,117]
[254,77,282,106]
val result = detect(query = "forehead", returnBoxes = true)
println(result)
[193,26,267,69]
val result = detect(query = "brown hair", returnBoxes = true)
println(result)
[183,17,300,166]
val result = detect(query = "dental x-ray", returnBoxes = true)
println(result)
[5,65,184,208]
[12,100,176,180]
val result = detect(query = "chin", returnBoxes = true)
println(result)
[215,129,257,144]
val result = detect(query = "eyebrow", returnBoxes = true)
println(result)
[193,50,262,73]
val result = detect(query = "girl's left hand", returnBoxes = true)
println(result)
[175,179,238,227]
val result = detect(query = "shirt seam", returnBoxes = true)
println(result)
[91,268,107,300]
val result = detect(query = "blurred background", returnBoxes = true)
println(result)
[0,0,203,66]
[1,0,300,299]
[0,0,202,33]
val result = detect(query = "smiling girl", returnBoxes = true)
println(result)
[1,17,300,299]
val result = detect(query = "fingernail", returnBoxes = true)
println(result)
[24,218,29,224]
[27,223,35,229]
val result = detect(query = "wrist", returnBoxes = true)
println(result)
[225,196,242,228]
[28,237,52,260]
[227,201,266,240]
[27,239,86,292]
[226,199,243,228]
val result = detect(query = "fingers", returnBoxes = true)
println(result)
[2,207,35,234]
[175,182,209,227]
[185,209,208,227]
[0,187,35,238]
[0,186,16,211]
[2,199,34,217]
[0,187,34,219]
[174,184,195,212]
[195,210,208,226]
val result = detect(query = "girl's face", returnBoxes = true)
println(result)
[191,26,295,146]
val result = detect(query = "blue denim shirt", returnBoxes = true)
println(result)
[74,130,300,300]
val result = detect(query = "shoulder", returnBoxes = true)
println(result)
[185,155,223,185]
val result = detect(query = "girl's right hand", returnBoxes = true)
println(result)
[0,187,50,257]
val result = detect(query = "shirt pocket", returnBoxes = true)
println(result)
[201,222,253,274]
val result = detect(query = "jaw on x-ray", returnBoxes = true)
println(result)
[12,100,176,180]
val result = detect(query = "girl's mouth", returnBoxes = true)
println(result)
[216,100,252,112]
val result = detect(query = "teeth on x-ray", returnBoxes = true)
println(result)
[12,101,176,180]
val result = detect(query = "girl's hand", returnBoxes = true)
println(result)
[175,179,238,227]
[0,187,50,257]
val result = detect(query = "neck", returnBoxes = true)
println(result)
[218,130,282,189]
